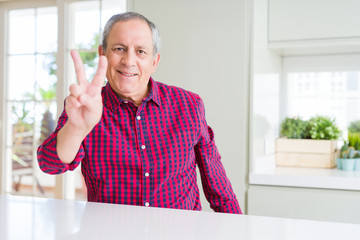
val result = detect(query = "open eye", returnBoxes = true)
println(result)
[137,49,146,55]
[113,47,125,52]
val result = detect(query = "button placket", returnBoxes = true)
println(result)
[135,107,150,209]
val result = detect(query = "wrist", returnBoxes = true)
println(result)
[62,121,90,140]
[57,122,87,164]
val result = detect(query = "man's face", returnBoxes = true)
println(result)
[99,19,160,100]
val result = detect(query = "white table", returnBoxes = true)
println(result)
[1,195,359,240]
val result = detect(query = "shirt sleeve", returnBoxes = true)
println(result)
[194,97,242,214]
[37,109,85,175]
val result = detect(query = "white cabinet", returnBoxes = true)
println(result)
[269,0,360,42]
[268,0,360,55]
[248,185,360,224]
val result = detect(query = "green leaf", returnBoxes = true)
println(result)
[280,117,309,139]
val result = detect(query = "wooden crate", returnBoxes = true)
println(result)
[275,138,338,168]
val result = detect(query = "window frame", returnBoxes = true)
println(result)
[0,0,130,198]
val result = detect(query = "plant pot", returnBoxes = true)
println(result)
[340,158,355,171]
[354,158,360,171]
[275,138,338,168]
[336,157,342,170]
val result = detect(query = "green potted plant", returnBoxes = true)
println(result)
[307,116,342,140]
[348,133,360,151]
[280,117,309,139]
[337,144,360,171]
[346,120,360,170]
[276,115,341,168]
[348,120,360,133]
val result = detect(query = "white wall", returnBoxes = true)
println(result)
[131,0,251,212]
[251,0,282,172]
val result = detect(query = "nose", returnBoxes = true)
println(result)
[121,50,136,67]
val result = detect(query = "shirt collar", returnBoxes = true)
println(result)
[103,82,122,112]
[103,77,161,112]
[144,77,161,107]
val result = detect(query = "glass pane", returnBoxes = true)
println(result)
[7,6,58,199]
[35,101,56,144]
[101,0,126,29]
[10,100,56,197]
[35,54,57,101]
[9,9,35,54]
[79,51,99,81]
[11,101,35,130]
[36,7,58,53]
[11,101,35,179]
[8,55,35,100]
[287,71,360,138]
[71,1,100,49]
[252,74,280,171]
[11,143,35,195]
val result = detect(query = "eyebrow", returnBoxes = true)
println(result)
[111,43,150,50]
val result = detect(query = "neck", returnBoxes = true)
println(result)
[118,88,150,107]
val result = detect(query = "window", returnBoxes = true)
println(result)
[68,0,125,80]
[6,6,58,197]
[284,56,360,136]
[1,0,126,199]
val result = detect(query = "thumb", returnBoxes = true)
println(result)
[78,93,92,107]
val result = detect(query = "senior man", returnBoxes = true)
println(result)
[37,12,241,214]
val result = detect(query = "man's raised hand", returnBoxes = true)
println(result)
[65,50,108,134]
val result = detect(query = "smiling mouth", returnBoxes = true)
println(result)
[117,71,137,77]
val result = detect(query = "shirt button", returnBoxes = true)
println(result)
[145,172,149,177]
[136,116,141,120]
[145,202,150,207]
[141,145,146,150]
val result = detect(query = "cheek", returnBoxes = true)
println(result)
[106,67,113,79]
[106,54,119,67]
[143,60,157,73]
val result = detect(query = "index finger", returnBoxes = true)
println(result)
[70,50,87,85]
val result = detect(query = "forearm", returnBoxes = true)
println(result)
[56,122,88,164]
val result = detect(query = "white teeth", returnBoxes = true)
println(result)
[120,71,136,76]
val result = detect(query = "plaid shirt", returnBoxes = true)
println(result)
[37,78,241,214]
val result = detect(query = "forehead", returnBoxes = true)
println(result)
[108,19,153,46]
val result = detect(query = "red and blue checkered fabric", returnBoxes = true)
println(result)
[37,78,241,214]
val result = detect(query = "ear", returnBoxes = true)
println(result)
[98,45,105,56]
[151,53,161,72]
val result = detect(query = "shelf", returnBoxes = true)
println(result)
[249,155,360,191]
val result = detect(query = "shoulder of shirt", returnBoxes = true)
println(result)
[154,80,202,105]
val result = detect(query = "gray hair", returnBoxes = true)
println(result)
[101,12,161,57]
